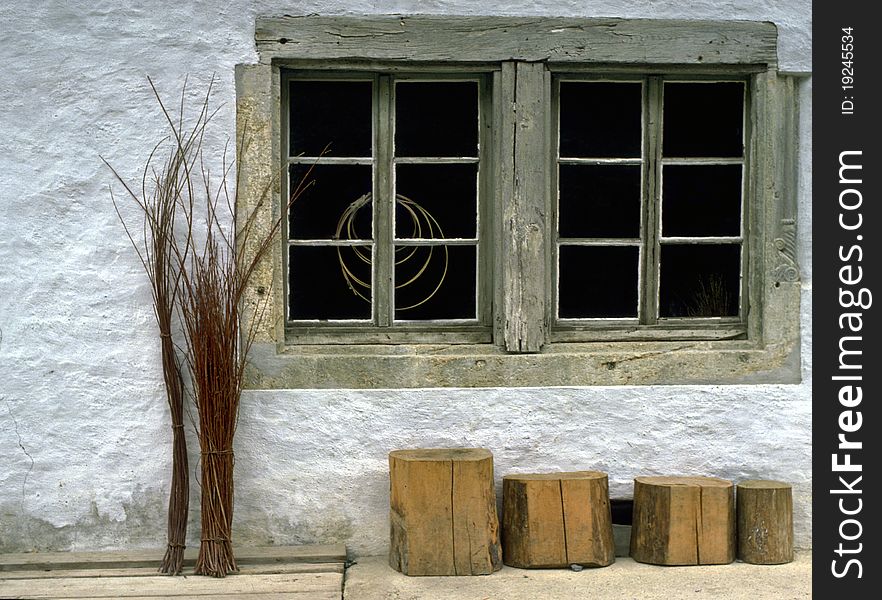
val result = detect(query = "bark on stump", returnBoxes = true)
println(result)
[502,471,615,568]
[737,480,793,564]
[388,448,502,576]
[630,476,735,566]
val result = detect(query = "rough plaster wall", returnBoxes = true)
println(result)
[0,0,811,554]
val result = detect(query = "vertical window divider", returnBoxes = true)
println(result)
[491,65,511,345]
[550,75,561,325]
[641,76,663,325]
[376,75,393,327]
[280,71,292,324]
[739,78,752,326]
[478,75,494,326]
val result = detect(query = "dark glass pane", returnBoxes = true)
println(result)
[662,165,742,237]
[395,164,477,239]
[559,82,642,158]
[289,246,372,320]
[395,81,478,157]
[558,246,639,318]
[395,244,476,320]
[289,164,372,240]
[289,80,372,157]
[659,244,740,318]
[663,82,744,157]
[559,165,641,238]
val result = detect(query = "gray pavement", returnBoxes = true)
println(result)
[343,553,811,599]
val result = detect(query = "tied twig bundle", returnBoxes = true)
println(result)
[176,182,245,577]
[105,75,315,578]
[102,77,210,575]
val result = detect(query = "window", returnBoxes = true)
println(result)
[237,16,801,387]
[554,78,748,338]
[284,74,490,340]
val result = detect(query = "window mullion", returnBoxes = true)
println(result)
[499,61,550,353]
[375,75,393,327]
[641,76,663,325]
[281,70,292,324]
[478,75,494,326]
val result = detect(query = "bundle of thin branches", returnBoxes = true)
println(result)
[102,78,211,575]
[170,87,313,578]
[108,75,312,578]
[175,133,301,577]
[177,224,240,577]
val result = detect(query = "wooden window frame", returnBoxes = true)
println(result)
[282,71,494,345]
[235,15,802,388]
[551,74,751,342]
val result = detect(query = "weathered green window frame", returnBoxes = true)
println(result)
[236,15,801,388]
[281,71,495,345]
[550,74,751,342]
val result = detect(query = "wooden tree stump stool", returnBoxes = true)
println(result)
[502,471,615,568]
[630,476,735,566]
[737,480,793,564]
[388,448,502,576]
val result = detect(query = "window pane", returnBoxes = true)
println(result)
[559,165,641,238]
[659,244,740,318]
[289,164,372,240]
[289,80,372,157]
[663,82,744,157]
[558,246,639,318]
[559,82,642,158]
[395,164,477,239]
[395,81,478,157]
[662,164,742,237]
[395,244,476,320]
[289,246,372,320]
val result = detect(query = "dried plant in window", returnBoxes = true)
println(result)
[686,274,732,318]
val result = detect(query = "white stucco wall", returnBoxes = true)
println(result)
[0,1,812,555]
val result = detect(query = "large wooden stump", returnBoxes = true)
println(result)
[502,471,615,568]
[630,476,735,566]
[737,480,793,564]
[388,448,502,576]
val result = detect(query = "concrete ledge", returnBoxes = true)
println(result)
[343,553,811,599]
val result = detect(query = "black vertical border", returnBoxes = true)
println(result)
[814,2,881,595]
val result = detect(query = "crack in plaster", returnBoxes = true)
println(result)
[4,396,36,547]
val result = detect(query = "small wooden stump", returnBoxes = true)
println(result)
[388,448,502,576]
[737,480,793,564]
[630,476,735,566]
[502,471,615,568]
